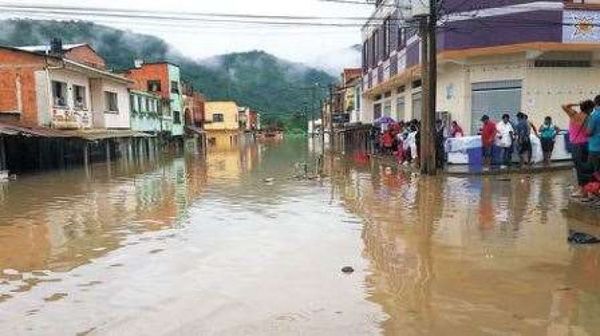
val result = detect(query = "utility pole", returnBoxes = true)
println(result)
[320,100,325,154]
[311,83,317,138]
[418,0,438,175]
[328,85,335,150]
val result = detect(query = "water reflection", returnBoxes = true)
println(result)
[0,155,207,274]
[327,154,600,335]
[0,141,598,335]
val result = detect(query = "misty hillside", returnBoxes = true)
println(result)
[0,19,336,124]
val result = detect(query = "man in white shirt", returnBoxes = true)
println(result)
[495,114,514,168]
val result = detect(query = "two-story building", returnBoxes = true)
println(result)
[204,101,241,148]
[0,41,131,130]
[361,0,600,133]
[123,61,184,138]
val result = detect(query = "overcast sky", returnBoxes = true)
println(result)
[2,0,372,71]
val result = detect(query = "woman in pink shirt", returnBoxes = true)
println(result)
[562,100,594,197]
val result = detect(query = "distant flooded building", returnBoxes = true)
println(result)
[361,0,600,132]
[204,101,241,148]
[181,82,207,152]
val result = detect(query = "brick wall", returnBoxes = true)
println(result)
[124,63,170,100]
[65,46,106,69]
[0,48,44,126]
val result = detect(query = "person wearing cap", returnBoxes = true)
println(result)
[480,115,497,169]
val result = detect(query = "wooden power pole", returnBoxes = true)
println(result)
[419,0,438,175]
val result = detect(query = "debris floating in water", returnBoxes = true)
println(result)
[341,266,354,274]
[263,178,275,183]
[3,269,19,276]
[568,230,600,244]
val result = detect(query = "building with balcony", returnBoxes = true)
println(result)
[123,61,184,137]
[0,42,131,130]
[129,90,162,134]
[362,0,600,133]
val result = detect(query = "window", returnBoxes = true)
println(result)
[398,27,406,49]
[130,94,137,113]
[397,85,406,93]
[73,85,87,109]
[371,30,378,68]
[145,97,151,112]
[147,80,161,92]
[171,81,179,94]
[173,111,181,124]
[151,99,157,113]
[104,91,119,113]
[412,79,422,89]
[213,113,224,122]
[137,96,143,113]
[52,81,68,107]
[374,103,382,119]
[362,42,368,71]
[396,97,405,121]
[384,91,392,98]
[383,17,391,58]
[383,100,392,117]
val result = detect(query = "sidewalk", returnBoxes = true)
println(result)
[370,153,573,176]
[444,161,573,176]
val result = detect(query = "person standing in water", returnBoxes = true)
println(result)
[495,114,515,168]
[515,112,532,167]
[539,116,560,165]
[562,100,594,198]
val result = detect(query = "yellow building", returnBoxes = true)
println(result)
[204,101,241,148]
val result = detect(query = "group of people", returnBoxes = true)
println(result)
[479,112,546,168]
[562,97,600,200]
[373,120,423,166]
[369,97,600,200]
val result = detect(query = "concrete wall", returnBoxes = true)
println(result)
[101,80,131,129]
[360,51,600,134]
[204,102,240,131]
[34,71,51,126]
[90,78,131,129]
[168,64,184,136]
[523,65,600,128]
[47,68,94,129]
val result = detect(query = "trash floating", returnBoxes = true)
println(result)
[568,230,600,244]
[341,266,354,274]
[264,178,275,183]
[3,269,19,276]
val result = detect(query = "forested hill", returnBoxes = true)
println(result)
[0,19,336,127]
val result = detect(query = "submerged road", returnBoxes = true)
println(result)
[0,139,598,335]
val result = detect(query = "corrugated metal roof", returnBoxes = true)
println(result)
[18,44,88,54]
[0,123,153,140]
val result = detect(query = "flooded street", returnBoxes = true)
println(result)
[0,140,599,335]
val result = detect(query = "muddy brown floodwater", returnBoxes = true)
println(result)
[0,139,599,335]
